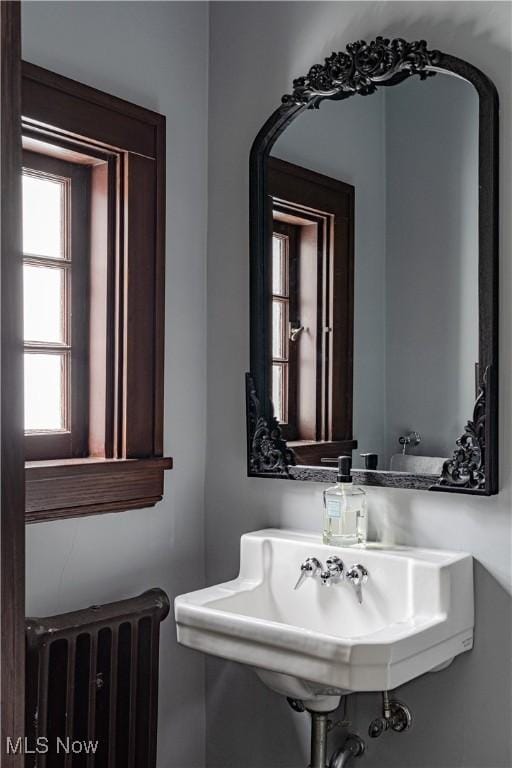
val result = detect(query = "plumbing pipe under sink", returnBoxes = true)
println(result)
[329,735,365,768]
[308,709,365,768]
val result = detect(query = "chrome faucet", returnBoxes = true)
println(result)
[294,556,369,602]
[345,564,369,604]
[398,431,421,455]
[294,557,322,590]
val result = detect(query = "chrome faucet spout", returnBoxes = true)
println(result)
[320,555,344,586]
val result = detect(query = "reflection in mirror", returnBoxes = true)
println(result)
[268,157,356,465]
[268,73,479,473]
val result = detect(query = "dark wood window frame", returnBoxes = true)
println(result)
[23,149,90,461]
[268,157,357,466]
[22,62,172,522]
[271,220,299,436]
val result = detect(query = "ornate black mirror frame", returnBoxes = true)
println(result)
[247,37,499,495]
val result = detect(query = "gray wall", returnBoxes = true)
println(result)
[207,3,511,767]
[22,3,208,767]
[385,74,479,463]
[271,96,387,467]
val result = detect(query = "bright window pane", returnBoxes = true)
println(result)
[272,234,288,296]
[24,353,64,431]
[272,235,283,295]
[272,300,286,359]
[23,264,64,343]
[22,173,64,258]
[272,364,285,423]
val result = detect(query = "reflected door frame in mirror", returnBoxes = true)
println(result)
[247,36,499,495]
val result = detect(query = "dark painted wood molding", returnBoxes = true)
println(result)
[21,62,171,519]
[25,457,173,523]
[22,61,163,158]
[268,158,355,456]
[1,2,25,762]
[248,36,499,495]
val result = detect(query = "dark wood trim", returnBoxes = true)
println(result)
[123,153,156,457]
[22,125,116,164]
[269,158,355,454]
[22,62,162,158]
[289,440,358,466]
[248,37,499,494]
[153,116,166,456]
[25,457,172,523]
[1,1,25,762]
[25,455,172,477]
[26,497,164,524]
[270,157,354,196]
[271,219,298,439]
[21,63,169,517]
[89,158,115,457]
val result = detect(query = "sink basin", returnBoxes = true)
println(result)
[175,529,474,711]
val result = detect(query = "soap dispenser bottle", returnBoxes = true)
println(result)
[323,456,367,546]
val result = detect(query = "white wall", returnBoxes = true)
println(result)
[207,3,512,767]
[272,95,387,467]
[22,3,209,767]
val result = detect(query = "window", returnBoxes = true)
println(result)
[272,229,289,424]
[271,221,298,438]
[23,151,90,460]
[22,63,172,522]
[268,158,357,465]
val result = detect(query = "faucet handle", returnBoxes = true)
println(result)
[326,555,344,576]
[294,557,322,590]
[346,564,369,604]
[320,555,345,586]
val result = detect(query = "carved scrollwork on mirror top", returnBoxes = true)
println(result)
[247,36,499,495]
[281,37,441,107]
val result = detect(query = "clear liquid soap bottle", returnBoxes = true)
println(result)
[323,456,367,546]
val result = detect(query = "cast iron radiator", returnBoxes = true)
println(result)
[25,588,170,768]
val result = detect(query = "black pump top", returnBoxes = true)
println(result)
[337,455,352,483]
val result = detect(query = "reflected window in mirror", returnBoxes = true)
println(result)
[268,158,357,466]
[271,222,298,434]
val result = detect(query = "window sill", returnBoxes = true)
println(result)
[287,440,358,466]
[25,456,173,523]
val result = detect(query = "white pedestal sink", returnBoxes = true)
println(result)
[175,529,474,712]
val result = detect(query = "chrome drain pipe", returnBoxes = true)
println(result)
[308,710,331,768]
[306,710,365,768]
[329,735,366,768]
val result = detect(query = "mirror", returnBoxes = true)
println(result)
[247,37,499,494]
